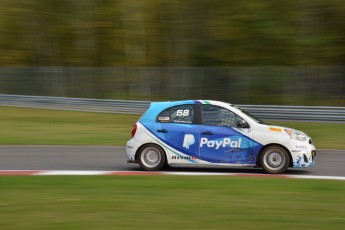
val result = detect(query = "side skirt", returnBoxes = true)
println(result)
[169,163,256,168]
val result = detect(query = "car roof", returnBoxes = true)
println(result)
[140,100,234,123]
[150,100,233,107]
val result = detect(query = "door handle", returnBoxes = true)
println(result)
[202,131,213,135]
[157,129,168,133]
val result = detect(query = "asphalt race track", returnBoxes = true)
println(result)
[0,145,344,177]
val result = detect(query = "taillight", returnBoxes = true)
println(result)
[131,124,137,137]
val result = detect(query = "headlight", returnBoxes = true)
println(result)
[284,129,308,142]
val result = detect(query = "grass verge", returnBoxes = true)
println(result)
[0,106,344,149]
[0,106,139,145]
[0,176,344,230]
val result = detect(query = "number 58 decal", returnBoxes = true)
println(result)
[176,110,189,116]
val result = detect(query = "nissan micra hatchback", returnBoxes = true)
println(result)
[126,100,316,174]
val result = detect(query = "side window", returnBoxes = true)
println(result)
[156,108,171,122]
[156,105,194,124]
[171,105,194,124]
[202,105,239,127]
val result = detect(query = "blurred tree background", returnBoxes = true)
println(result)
[0,0,344,105]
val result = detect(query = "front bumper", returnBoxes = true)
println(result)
[290,141,316,168]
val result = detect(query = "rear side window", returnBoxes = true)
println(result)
[156,105,194,124]
[156,108,171,122]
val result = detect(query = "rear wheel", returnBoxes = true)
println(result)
[138,144,166,171]
[260,146,290,174]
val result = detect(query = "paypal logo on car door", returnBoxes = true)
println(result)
[197,125,262,164]
[179,128,262,164]
[199,136,242,149]
[183,134,247,150]
[183,134,195,149]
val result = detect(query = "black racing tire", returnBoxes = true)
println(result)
[260,146,290,174]
[137,144,166,171]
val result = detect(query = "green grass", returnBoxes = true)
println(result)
[0,106,344,149]
[0,106,139,145]
[0,176,344,230]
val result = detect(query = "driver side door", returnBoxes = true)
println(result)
[198,105,256,164]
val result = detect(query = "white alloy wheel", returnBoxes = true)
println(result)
[138,144,166,171]
[261,146,290,174]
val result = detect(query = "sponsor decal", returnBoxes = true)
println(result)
[269,127,282,132]
[183,134,195,149]
[157,116,170,122]
[172,156,198,160]
[296,145,308,149]
[292,150,302,153]
[200,137,242,149]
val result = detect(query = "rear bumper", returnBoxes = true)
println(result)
[126,138,140,163]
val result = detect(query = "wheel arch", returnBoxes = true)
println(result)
[256,143,293,167]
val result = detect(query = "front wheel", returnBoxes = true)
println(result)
[138,144,166,171]
[260,146,290,174]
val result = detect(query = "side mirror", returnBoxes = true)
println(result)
[237,119,250,129]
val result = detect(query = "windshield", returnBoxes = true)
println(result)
[232,106,265,124]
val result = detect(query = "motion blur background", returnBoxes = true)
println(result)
[0,0,344,105]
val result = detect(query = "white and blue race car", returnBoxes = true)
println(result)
[126,100,316,174]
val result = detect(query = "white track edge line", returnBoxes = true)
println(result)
[0,170,345,180]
